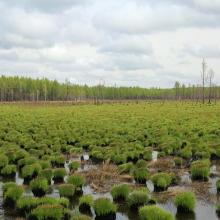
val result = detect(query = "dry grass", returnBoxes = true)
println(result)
[82,160,120,192]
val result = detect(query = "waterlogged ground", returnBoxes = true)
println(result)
[0,152,220,220]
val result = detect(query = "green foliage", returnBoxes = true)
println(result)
[17,196,69,215]
[2,182,17,195]
[151,172,172,191]
[143,149,153,161]
[30,177,49,197]
[79,195,93,208]
[0,154,8,169]
[29,204,65,220]
[39,168,53,184]
[118,162,134,174]
[1,164,16,176]
[71,213,92,220]
[21,163,41,180]
[69,161,80,172]
[53,168,67,182]
[133,168,149,184]
[139,205,175,220]
[58,184,75,198]
[4,185,24,206]
[174,191,196,213]
[190,160,210,181]
[93,198,117,217]
[67,174,86,188]
[127,190,149,209]
[111,184,130,201]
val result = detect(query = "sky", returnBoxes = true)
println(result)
[0,0,220,88]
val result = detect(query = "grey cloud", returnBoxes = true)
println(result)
[183,45,220,58]
[0,0,89,13]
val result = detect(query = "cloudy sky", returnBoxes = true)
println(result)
[0,0,220,87]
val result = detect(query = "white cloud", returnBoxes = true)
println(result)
[0,0,220,87]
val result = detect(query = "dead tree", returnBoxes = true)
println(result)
[201,58,207,104]
[207,69,214,104]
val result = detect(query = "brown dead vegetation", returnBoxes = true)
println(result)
[82,160,121,192]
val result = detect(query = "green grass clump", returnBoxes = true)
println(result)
[29,204,65,220]
[111,184,130,201]
[58,184,75,198]
[79,195,93,213]
[17,196,69,216]
[69,161,80,172]
[179,147,192,159]
[0,154,8,169]
[39,168,53,184]
[151,172,172,191]
[71,213,92,220]
[4,185,24,207]
[1,164,16,177]
[135,159,148,169]
[67,174,86,191]
[2,182,17,195]
[118,162,134,174]
[17,196,39,215]
[174,191,196,213]
[143,149,152,161]
[53,168,67,182]
[39,160,51,169]
[21,163,42,182]
[127,190,149,209]
[93,198,117,217]
[30,177,49,197]
[52,155,66,167]
[216,180,220,193]
[139,205,175,220]
[133,168,149,184]
[190,160,210,181]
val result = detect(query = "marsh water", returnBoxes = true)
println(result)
[0,152,220,220]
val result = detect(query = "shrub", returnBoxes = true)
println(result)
[93,198,117,218]
[53,168,67,183]
[0,154,8,169]
[39,168,53,184]
[133,168,149,184]
[111,184,130,201]
[30,177,49,197]
[216,180,220,193]
[174,191,196,213]
[118,162,134,174]
[151,173,172,191]
[29,204,65,220]
[216,203,220,216]
[190,160,210,181]
[67,174,86,191]
[69,161,80,172]
[139,205,175,220]
[4,185,24,207]
[1,164,16,177]
[79,195,93,213]
[58,184,75,198]
[127,190,149,209]
[111,154,127,165]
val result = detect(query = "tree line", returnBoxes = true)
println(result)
[0,75,218,103]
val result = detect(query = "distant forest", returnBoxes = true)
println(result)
[0,75,218,102]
